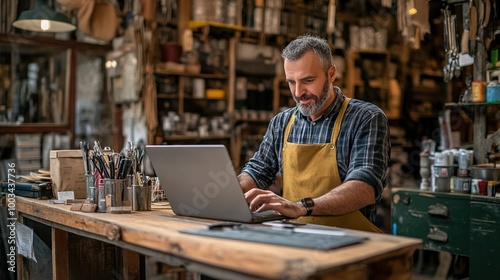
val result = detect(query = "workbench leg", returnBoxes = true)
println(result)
[52,227,69,280]
[369,251,414,280]
[122,248,141,280]
[145,256,193,279]
[316,264,368,280]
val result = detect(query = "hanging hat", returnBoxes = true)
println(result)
[78,0,119,42]
[58,0,119,42]
[57,0,88,10]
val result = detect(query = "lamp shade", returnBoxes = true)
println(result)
[12,0,76,32]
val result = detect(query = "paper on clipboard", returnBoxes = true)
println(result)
[16,222,37,262]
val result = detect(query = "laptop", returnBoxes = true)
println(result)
[145,144,284,223]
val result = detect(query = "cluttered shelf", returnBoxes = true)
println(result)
[163,134,232,142]
[0,33,111,55]
[445,101,500,107]
[154,69,229,79]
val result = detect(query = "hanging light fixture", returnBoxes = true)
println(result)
[12,0,76,33]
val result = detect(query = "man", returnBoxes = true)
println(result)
[238,35,390,232]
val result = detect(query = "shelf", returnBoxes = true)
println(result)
[445,102,500,107]
[188,21,245,39]
[154,69,228,79]
[157,93,227,101]
[188,20,245,31]
[0,125,70,133]
[235,118,272,124]
[163,134,232,142]
[0,32,111,148]
[349,49,390,56]
[157,93,178,99]
[0,33,111,56]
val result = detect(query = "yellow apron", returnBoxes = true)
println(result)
[282,98,382,233]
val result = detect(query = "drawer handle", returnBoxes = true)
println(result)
[428,204,448,217]
[409,210,423,218]
[427,227,448,242]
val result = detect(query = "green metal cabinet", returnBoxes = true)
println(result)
[391,188,500,279]
[469,196,500,279]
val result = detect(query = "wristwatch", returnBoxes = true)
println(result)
[300,197,314,216]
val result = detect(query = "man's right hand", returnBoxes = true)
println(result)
[244,188,305,218]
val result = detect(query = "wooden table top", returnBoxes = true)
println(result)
[16,197,422,279]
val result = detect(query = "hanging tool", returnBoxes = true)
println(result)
[442,8,462,81]
[483,0,491,28]
[470,0,477,40]
[460,2,474,67]
[491,0,498,69]
[80,141,90,175]
[443,9,457,81]
[451,14,461,77]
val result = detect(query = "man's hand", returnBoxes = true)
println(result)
[244,188,305,218]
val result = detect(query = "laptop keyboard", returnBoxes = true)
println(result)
[251,210,283,222]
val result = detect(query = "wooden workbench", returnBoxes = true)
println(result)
[15,196,421,280]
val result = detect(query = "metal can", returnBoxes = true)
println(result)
[97,179,106,212]
[487,181,500,197]
[452,176,471,193]
[471,81,486,102]
[471,179,480,194]
[486,81,500,102]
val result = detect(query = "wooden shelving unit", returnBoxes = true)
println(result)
[0,33,111,141]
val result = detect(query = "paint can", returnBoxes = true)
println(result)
[452,176,471,193]
[486,81,500,102]
[471,81,486,102]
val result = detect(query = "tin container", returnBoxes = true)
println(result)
[471,164,500,181]
[487,181,500,197]
[486,81,500,102]
[104,178,124,211]
[432,165,453,192]
[452,176,471,193]
[471,179,480,194]
[458,150,473,170]
[97,179,106,212]
[434,152,451,166]
[471,81,486,102]
[85,174,96,204]
[478,180,488,195]
[133,185,151,211]
[433,165,454,178]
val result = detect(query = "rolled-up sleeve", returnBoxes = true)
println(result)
[343,108,390,202]
[241,114,285,189]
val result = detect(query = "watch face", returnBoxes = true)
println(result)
[302,197,314,208]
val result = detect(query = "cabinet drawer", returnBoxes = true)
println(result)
[391,190,470,256]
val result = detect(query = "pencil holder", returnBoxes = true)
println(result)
[133,184,151,211]
[104,178,132,214]
[97,179,106,213]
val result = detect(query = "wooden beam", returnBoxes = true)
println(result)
[52,228,69,280]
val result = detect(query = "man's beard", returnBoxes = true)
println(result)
[294,80,331,117]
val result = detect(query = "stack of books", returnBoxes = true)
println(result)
[15,134,42,175]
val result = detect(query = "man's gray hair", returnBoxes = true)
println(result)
[281,34,334,71]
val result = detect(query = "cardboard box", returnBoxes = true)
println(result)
[50,150,86,199]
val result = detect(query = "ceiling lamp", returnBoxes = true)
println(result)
[12,0,76,33]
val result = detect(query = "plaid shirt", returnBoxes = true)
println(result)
[241,87,390,222]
